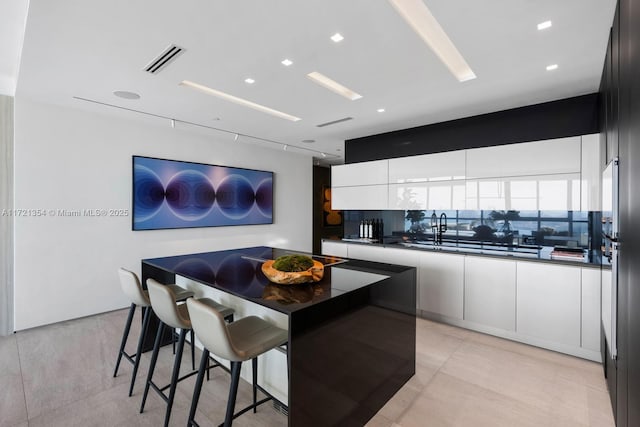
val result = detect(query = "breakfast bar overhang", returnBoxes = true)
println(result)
[141,246,416,426]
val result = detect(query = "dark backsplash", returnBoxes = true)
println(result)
[344,209,601,250]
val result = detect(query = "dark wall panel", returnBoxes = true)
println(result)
[313,166,343,254]
[618,0,640,425]
[345,94,599,163]
[601,0,640,425]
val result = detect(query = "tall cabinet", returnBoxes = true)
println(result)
[599,1,640,425]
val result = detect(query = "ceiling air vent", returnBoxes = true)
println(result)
[316,117,353,128]
[144,44,184,74]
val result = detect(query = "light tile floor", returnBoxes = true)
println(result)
[0,310,615,427]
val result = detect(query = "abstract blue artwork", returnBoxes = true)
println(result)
[132,156,273,230]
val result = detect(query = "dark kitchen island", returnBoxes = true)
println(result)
[142,246,416,427]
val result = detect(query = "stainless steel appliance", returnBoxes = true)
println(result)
[602,158,619,358]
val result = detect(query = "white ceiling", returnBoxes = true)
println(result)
[0,0,28,95]
[13,0,616,164]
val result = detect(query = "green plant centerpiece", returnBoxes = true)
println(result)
[272,255,314,272]
[261,254,324,285]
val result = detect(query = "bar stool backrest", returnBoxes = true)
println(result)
[187,298,239,361]
[146,279,190,330]
[118,268,150,307]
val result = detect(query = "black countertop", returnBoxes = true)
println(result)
[331,238,609,269]
[143,246,415,315]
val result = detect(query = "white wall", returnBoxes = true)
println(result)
[1,95,14,335]
[13,97,312,330]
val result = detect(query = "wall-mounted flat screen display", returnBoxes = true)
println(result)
[132,156,273,230]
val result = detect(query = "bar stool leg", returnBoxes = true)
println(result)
[252,357,258,413]
[128,305,152,396]
[190,328,196,370]
[140,322,165,413]
[164,328,187,427]
[113,303,136,378]
[223,361,243,427]
[187,348,210,427]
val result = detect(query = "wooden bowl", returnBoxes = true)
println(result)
[261,259,324,285]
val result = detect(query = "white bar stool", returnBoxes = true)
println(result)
[140,278,234,427]
[113,268,195,397]
[186,297,288,427]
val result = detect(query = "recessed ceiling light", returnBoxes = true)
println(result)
[537,20,552,30]
[377,108,386,113]
[321,153,327,158]
[281,59,293,66]
[180,80,302,122]
[546,64,558,71]
[388,0,476,82]
[302,139,315,143]
[244,78,255,84]
[113,90,140,100]
[330,33,344,43]
[307,72,362,100]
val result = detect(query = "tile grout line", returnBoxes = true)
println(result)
[13,333,30,425]
[445,326,611,403]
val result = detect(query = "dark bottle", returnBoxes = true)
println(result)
[379,218,384,241]
[372,219,379,241]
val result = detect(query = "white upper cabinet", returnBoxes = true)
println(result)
[387,151,466,210]
[580,134,601,211]
[332,135,592,211]
[466,173,580,211]
[388,151,466,183]
[466,136,581,179]
[331,160,388,187]
[331,185,388,210]
[389,181,466,210]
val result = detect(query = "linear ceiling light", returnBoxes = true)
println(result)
[388,0,476,82]
[306,72,362,100]
[179,80,301,122]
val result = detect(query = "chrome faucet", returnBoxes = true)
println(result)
[430,211,438,245]
[430,212,448,245]
[438,213,447,245]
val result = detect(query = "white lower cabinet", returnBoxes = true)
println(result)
[321,240,348,258]
[418,252,464,320]
[516,261,581,347]
[347,243,419,268]
[581,268,602,352]
[464,257,516,331]
[319,241,601,361]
